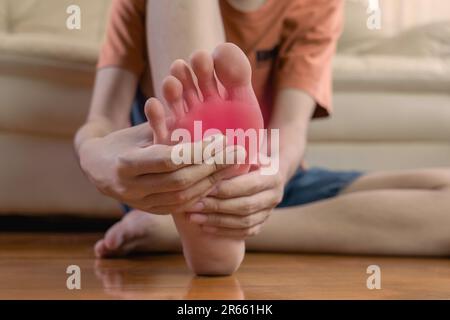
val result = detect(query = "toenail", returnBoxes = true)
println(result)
[190,213,208,224]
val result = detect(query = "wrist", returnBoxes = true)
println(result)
[74,118,117,157]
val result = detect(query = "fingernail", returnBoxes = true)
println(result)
[189,201,204,212]
[190,213,208,223]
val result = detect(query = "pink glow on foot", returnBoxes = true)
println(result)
[174,100,264,166]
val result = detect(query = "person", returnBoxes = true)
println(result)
[75,0,450,275]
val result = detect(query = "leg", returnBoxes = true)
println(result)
[247,168,450,256]
[147,0,225,100]
[94,210,181,258]
[341,168,450,194]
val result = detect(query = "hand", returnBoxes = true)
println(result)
[186,168,286,238]
[78,122,239,214]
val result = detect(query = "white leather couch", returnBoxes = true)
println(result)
[0,0,449,218]
[0,0,119,217]
[307,6,450,171]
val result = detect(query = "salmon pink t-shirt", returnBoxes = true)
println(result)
[97,0,343,124]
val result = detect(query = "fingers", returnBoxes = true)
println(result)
[209,169,280,199]
[116,144,189,177]
[190,188,282,215]
[189,210,271,229]
[201,221,266,239]
[140,174,218,208]
[129,145,239,196]
[117,135,229,176]
[124,121,154,142]
[142,194,205,215]
[124,155,243,215]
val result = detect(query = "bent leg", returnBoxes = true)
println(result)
[341,168,450,194]
[247,168,450,256]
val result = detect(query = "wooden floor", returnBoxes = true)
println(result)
[0,233,449,299]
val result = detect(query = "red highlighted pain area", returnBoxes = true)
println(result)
[172,100,265,164]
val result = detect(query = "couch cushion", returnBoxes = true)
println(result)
[305,142,450,171]
[0,52,95,138]
[359,22,450,58]
[0,0,6,32]
[333,55,450,92]
[0,132,121,217]
[0,33,99,64]
[309,91,450,142]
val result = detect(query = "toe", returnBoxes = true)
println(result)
[190,50,220,100]
[103,220,127,251]
[170,59,201,109]
[213,43,252,99]
[144,98,169,144]
[94,239,109,258]
[162,75,185,118]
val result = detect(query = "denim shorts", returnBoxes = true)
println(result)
[121,90,363,213]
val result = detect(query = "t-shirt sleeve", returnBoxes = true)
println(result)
[275,0,343,117]
[97,0,147,76]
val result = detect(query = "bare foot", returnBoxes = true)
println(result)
[94,210,181,258]
[145,43,263,275]
[148,42,263,160]
[95,43,262,275]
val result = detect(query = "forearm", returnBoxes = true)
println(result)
[269,88,315,183]
[74,68,138,156]
[147,0,225,100]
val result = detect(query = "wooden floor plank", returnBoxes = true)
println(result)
[0,233,449,299]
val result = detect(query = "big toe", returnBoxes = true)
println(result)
[94,239,111,258]
[213,43,252,93]
[101,220,131,256]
